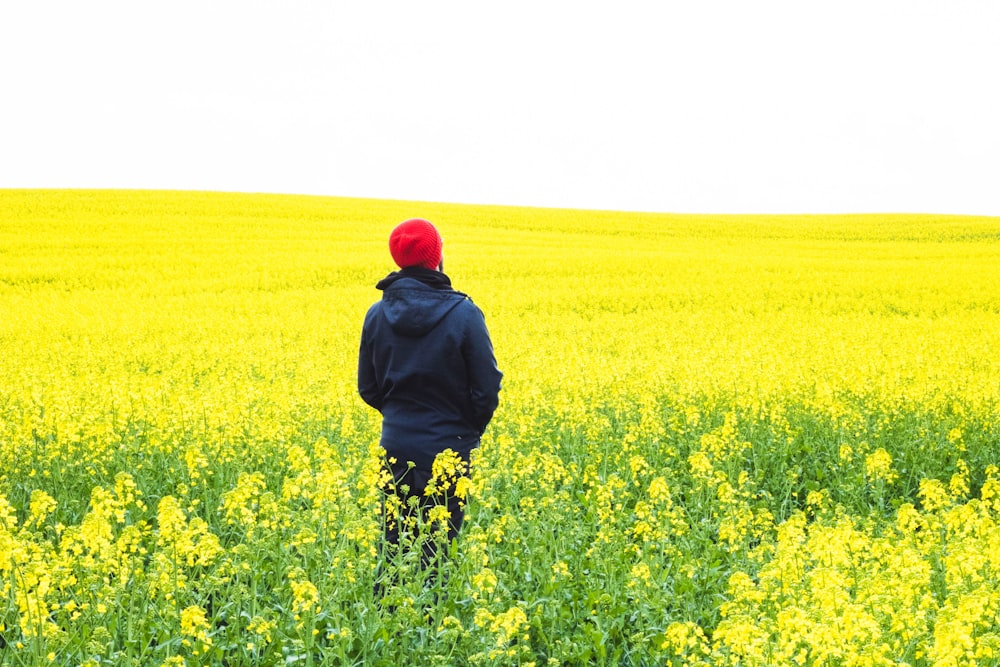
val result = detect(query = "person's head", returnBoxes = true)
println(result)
[389,218,443,271]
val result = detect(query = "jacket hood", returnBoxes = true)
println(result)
[376,269,466,337]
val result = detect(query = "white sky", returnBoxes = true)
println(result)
[2,1,998,215]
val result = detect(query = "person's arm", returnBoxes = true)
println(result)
[463,305,502,433]
[358,315,384,412]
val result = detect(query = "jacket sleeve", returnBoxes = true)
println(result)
[462,304,502,434]
[357,312,384,412]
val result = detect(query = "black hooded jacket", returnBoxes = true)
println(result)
[358,267,502,468]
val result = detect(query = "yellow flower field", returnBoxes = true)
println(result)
[1,189,999,666]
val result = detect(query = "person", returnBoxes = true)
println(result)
[358,218,502,596]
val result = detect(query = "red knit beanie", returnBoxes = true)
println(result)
[388,218,443,270]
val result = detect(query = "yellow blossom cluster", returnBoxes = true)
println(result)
[716,465,1000,666]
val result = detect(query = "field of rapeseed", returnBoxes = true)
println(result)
[1,189,999,666]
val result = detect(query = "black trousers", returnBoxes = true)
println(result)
[375,456,468,596]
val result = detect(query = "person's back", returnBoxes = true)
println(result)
[359,264,501,468]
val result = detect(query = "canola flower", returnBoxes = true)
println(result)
[1,189,999,665]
